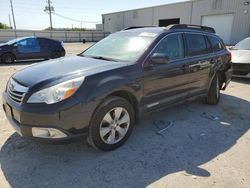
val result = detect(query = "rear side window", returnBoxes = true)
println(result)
[38,38,50,48]
[207,36,224,52]
[185,33,208,56]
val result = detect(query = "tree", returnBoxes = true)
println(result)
[0,22,10,29]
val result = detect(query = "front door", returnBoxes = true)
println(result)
[143,33,190,111]
[16,38,41,60]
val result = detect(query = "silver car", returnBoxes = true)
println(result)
[230,37,250,78]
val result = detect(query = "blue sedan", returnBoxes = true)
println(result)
[0,36,65,63]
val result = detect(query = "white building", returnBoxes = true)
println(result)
[101,0,250,44]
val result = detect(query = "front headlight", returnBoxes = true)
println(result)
[27,77,85,104]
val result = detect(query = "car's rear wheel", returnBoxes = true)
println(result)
[87,96,135,151]
[51,52,61,59]
[1,53,15,64]
[205,73,220,105]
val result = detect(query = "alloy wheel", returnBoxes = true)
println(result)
[5,56,13,63]
[99,107,130,145]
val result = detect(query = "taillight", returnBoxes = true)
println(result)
[227,52,232,62]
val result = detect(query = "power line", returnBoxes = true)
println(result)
[54,12,101,23]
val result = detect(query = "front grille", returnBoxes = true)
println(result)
[7,79,28,104]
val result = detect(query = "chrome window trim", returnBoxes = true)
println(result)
[142,30,222,68]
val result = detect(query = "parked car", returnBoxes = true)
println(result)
[230,37,250,78]
[2,24,232,151]
[0,36,65,63]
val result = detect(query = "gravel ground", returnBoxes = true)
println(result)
[0,43,249,188]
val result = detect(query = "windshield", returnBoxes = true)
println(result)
[81,32,157,62]
[6,38,19,45]
[6,37,29,45]
[234,38,250,50]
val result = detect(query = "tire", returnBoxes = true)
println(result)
[87,96,135,151]
[1,53,15,64]
[205,73,220,105]
[51,52,61,59]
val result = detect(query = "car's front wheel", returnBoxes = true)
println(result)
[1,53,15,64]
[205,73,220,105]
[87,96,135,151]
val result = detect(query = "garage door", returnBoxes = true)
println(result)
[202,14,234,44]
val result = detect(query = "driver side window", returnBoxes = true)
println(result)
[17,40,27,46]
[154,34,184,61]
[17,38,40,53]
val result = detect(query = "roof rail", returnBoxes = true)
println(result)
[123,26,156,30]
[166,24,216,33]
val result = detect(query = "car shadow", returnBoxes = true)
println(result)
[0,93,249,188]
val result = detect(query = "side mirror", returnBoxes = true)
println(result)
[13,43,21,48]
[150,53,169,64]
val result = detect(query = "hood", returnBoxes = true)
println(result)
[230,50,250,63]
[12,55,127,87]
[0,43,8,48]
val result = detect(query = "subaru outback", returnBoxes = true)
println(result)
[2,24,232,151]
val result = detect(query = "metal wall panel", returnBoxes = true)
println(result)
[0,29,110,43]
[103,0,250,44]
[191,0,250,44]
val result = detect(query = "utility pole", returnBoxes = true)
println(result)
[8,14,12,29]
[44,1,54,30]
[48,0,53,30]
[10,0,16,30]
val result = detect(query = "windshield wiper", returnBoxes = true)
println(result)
[90,56,119,62]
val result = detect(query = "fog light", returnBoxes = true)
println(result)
[32,128,67,138]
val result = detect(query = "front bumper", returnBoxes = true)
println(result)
[2,91,96,141]
[232,63,250,78]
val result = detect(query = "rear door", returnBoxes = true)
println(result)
[37,38,52,58]
[184,33,213,96]
[207,35,226,66]
[206,35,228,78]
[143,33,191,111]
